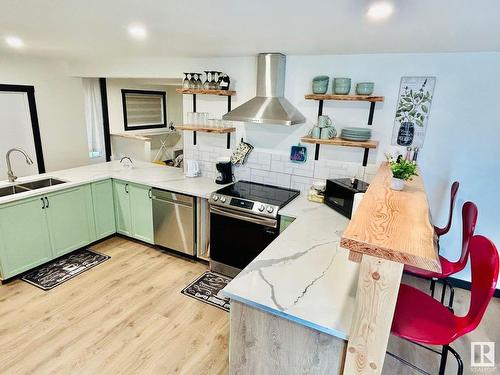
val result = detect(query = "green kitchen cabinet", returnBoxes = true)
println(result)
[129,184,154,244]
[279,215,295,233]
[113,180,153,244]
[45,184,95,257]
[0,196,53,279]
[92,179,116,240]
[113,180,132,236]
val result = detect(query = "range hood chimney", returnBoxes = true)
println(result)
[223,53,305,126]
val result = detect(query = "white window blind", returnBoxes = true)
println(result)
[124,92,165,127]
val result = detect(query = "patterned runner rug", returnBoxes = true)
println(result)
[181,271,232,312]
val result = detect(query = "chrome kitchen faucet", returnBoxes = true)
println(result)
[6,148,34,182]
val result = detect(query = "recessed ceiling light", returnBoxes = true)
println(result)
[367,2,393,21]
[5,35,24,49]
[128,24,147,40]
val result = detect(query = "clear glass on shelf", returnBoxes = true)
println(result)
[186,112,196,125]
[195,73,203,89]
[203,71,211,90]
[188,73,196,89]
[207,119,216,128]
[182,73,190,90]
[199,112,209,127]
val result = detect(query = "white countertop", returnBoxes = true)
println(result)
[223,195,359,340]
[0,160,224,205]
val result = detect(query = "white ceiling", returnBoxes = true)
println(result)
[1,0,499,60]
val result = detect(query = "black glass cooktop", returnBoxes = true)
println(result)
[216,181,300,207]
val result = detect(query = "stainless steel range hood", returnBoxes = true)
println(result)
[223,53,305,126]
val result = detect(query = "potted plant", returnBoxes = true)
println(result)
[395,79,432,146]
[388,157,418,191]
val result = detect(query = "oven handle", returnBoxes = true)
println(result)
[210,205,278,228]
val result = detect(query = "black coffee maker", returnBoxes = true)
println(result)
[216,158,233,184]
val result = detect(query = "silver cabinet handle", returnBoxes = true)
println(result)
[125,184,129,194]
[45,197,49,208]
[41,197,45,209]
[148,189,152,199]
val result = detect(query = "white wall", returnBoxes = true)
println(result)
[68,52,500,284]
[0,54,90,172]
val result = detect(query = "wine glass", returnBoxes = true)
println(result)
[188,73,196,89]
[182,73,190,90]
[195,73,203,89]
[203,71,211,90]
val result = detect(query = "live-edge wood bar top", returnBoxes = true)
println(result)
[340,162,441,273]
[176,88,236,96]
[301,136,378,149]
[175,125,236,134]
[305,94,384,102]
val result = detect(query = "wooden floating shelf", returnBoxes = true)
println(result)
[301,136,378,149]
[176,88,236,96]
[176,125,236,134]
[305,94,384,102]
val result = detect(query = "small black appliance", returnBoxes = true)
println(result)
[215,157,233,184]
[324,178,369,218]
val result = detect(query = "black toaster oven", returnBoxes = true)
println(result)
[324,178,369,218]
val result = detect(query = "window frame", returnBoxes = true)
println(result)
[121,89,167,131]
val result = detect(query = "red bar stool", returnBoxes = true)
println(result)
[405,201,478,308]
[389,235,499,375]
[434,181,460,239]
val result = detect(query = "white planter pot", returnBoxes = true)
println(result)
[390,177,405,191]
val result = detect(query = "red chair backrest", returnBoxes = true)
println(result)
[458,235,499,336]
[457,202,478,266]
[435,181,459,236]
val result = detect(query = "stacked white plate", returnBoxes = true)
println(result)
[340,127,372,141]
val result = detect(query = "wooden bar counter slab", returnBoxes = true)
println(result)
[341,162,441,273]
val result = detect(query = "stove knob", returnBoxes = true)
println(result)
[266,206,274,214]
[220,196,226,203]
[212,194,219,201]
[258,204,265,212]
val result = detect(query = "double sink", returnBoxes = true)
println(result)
[0,178,67,198]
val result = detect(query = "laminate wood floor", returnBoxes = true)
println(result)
[0,237,228,375]
[0,237,498,375]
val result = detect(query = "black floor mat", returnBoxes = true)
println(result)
[181,271,232,312]
[21,249,110,290]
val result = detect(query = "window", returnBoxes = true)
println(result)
[122,89,167,131]
[82,78,105,160]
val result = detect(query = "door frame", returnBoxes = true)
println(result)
[0,84,46,173]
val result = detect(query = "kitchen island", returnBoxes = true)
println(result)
[222,163,440,375]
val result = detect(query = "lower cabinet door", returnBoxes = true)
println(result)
[113,180,132,236]
[129,184,154,244]
[92,179,116,240]
[0,196,52,279]
[45,185,94,257]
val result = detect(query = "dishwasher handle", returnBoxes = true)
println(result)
[152,189,194,207]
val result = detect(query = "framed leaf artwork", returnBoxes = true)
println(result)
[391,77,436,148]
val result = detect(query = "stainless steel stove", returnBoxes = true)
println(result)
[209,181,300,277]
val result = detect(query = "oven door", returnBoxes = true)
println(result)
[210,205,279,275]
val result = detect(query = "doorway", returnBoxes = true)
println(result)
[0,84,45,178]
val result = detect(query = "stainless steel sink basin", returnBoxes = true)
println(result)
[18,178,66,190]
[0,185,31,197]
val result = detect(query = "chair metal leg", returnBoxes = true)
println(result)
[439,345,449,375]
[430,278,436,298]
[447,345,464,375]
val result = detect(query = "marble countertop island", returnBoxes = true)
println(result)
[0,160,225,205]
[222,196,360,340]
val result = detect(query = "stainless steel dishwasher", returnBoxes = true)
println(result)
[152,189,196,256]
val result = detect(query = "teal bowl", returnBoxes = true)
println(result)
[334,84,351,95]
[312,75,329,94]
[356,82,375,95]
